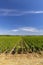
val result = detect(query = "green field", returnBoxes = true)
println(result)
[0,35,43,54]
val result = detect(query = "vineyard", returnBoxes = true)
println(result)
[0,36,43,54]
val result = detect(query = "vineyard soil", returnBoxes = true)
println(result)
[0,53,43,65]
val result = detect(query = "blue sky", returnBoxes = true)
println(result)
[0,0,43,35]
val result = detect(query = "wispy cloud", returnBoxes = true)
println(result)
[11,27,43,32]
[0,27,43,35]
[20,27,39,32]
[11,29,19,32]
[0,9,43,16]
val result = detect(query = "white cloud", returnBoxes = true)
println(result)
[7,27,43,35]
[10,27,41,33]
[0,27,43,35]
[11,29,19,32]
[20,27,39,32]
[0,9,43,16]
